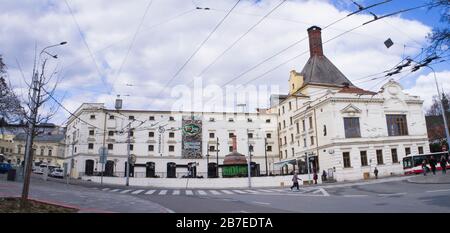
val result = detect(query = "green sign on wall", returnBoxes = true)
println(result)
[222,165,248,177]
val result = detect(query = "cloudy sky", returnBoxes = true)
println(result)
[1,0,449,124]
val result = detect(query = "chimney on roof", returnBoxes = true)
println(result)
[307,26,324,57]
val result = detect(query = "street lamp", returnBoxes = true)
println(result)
[426,65,450,150]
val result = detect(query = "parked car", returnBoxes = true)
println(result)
[33,164,48,174]
[49,168,64,178]
[0,163,12,174]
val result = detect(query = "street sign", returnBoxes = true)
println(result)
[99,147,108,164]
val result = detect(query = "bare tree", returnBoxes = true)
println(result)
[427,0,449,55]
[21,42,67,207]
[426,92,450,116]
[0,55,24,125]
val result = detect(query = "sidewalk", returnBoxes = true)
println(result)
[407,172,450,184]
[0,174,174,213]
[303,175,411,189]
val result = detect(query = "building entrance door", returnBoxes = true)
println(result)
[85,160,94,176]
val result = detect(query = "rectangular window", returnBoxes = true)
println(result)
[343,152,351,168]
[310,136,314,145]
[108,144,113,150]
[282,106,285,114]
[247,118,253,122]
[292,148,295,157]
[285,150,288,159]
[360,151,368,166]
[209,118,215,122]
[289,102,292,110]
[376,149,384,165]
[18,147,21,154]
[386,114,408,136]
[267,145,272,152]
[266,133,271,139]
[40,149,44,155]
[344,117,361,138]
[129,144,134,151]
[418,146,423,154]
[89,130,95,136]
[290,117,293,125]
[309,117,313,129]
[88,143,94,150]
[108,131,114,136]
[130,131,134,137]
[109,115,115,120]
[248,133,253,139]
[90,115,95,119]
[209,133,215,139]
[229,146,233,152]
[169,132,175,138]
[209,146,215,152]
[228,118,234,122]
[169,145,174,152]
[302,120,306,131]
[291,134,294,143]
[229,133,234,138]
[283,120,286,128]
[266,119,271,123]
[169,116,175,121]
[149,116,155,121]
[149,132,154,138]
[278,123,281,130]
[303,138,306,147]
[405,147,411,156]
[148,145,154,151]
[391,148,398,163]
[129,116,135,120]
[296,122,300,134]
[284,136,287,145]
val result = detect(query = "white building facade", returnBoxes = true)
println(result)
[65,103,279,179]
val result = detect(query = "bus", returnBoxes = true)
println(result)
[403,151,450,175]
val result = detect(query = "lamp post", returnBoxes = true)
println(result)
[426,65,450,151]
[21,42,67,205]
[216,137,219,178]
[264,138,268,176]
[206,153,209,178]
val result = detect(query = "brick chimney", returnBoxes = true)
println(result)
[232,135,237,152]
[307,26,323,57]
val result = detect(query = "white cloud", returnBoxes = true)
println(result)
[0,0,436,124]
[404,70,450,110]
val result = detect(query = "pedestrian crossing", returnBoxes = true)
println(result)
[95,187,328,196]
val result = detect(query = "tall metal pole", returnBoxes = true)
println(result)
[264,138,268,176]
[126,123,131,186]
[247,129,251,188]
[427,66,450,150]
[101,110,107,186]
[216,137,219,178]
[306,152,311,184]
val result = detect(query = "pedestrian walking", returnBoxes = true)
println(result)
[374,167,379,179]
[322,170,327,181]
[430,156,437,175]
[422,159,428,176]
[440,155,447,174]
[313,172,318,184]
[290,172,301,191]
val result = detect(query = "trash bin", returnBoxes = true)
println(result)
[7,168,16,181]
[363,172,370,180]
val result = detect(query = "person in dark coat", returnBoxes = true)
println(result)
[290,172,301,191]
[374,167,379,179]
[430,156,437,175]
[313,172,318,184]
[440,156,447,174]
[322,170,327,181]
[422,159,428,176]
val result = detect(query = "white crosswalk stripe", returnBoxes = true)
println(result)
[131,190,144,195]
[267,189,283,192]
[209,190,221,195]
[185,190,193,195]
[220,190,234,194]
[145,190,156,195]
[110,189,121,192]
[120,189,132,194]
[172,190,180,195]
[102,188,110,191]
[256,189,275,193]
[197,190,207,195]
[158,190,168,195]
[244,190,260,194]
[232,190,247,194]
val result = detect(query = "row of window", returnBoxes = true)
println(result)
[280,135,315,147]
[344,115,408,138]
[280,116,314,131]
[278,101,294,116]
[87,144,273,153]
[91,114,273,124]
[90,130,274,140]
[16,147,53,156]
[342,146,423,168]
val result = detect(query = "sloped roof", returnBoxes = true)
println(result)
[338,86,377,95]
[14,133,64,143]
[300,55,355,87]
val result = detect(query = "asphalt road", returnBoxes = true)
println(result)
[1,174,450,213]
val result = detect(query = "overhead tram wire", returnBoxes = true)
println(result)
[153,0,242,99]
[220,0,392,87]
[240,2,437,86]
[194,0,288,79]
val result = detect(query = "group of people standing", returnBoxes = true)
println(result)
[422,155,448,176]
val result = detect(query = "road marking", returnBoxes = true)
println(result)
[312,188,330,196]
[145,190,156,195]
[131,190,144,195]
[426,189,450,193]
[244,190,260,194]
[343,194,369,197]
[172,190,180,195]
[158,190,168,195]
[257,189,274,193]
[120,189,132,194]
[197,190,207,195]
[378,192,406,197]
[186,190,193,195]
[267,189,283,192]
[110,189,121,192]
[232,190,247,194]
[220,190,234,194]
[102,188,110,191]
[252,201,271,205]
[209,190,221,195]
